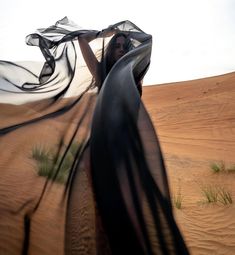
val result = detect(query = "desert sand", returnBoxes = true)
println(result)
[0,94,97,255]
[143,71,235,255]
[1,71,235,254]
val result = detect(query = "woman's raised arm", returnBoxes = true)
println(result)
[78,32,100,80]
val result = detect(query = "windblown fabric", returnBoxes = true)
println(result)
[0,17,189,255]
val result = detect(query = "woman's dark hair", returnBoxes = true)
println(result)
[96,32,134,91]
[102,32,133,76]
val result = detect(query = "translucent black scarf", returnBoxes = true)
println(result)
[0,17,189,255]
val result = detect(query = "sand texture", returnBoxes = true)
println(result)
[1,72,235,254]
[143,72,235,255]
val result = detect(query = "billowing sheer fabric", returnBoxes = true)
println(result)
[0,17,189,255]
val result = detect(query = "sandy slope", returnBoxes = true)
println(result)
[0,93,96,255]
[143,72,235,255]
[1,72,235,254]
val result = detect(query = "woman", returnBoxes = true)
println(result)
[78,31,143,95]
[0,18,189,255]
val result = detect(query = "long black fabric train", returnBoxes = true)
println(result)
[0,17,189,255]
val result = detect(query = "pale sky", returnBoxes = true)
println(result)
[1,0,235,85]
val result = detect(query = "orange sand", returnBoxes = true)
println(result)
[1,72,235,254]
[143,72,235,255]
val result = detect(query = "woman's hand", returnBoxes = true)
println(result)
[99,27,119,38]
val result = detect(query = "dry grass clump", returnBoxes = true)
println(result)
[31,142,79,184]
[210,161,235,174]
[173,179,183,209]
[201,185,233,205]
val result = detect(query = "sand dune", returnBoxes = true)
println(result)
[143,71,235,255]
[0,94,96,255]
[1,72,235,254]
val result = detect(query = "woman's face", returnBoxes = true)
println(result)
[113,36,127,62]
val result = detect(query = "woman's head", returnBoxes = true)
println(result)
[113,35,128,62]
[104,33,133,73]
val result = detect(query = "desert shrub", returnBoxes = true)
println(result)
[31,142,79,184]
[173,179,183,209]
[217,188,233,205]
[173,193,183,209]
[201,185,219,203]
[210,161,235,174]
[210,161,225,173]
[201,185,232,205]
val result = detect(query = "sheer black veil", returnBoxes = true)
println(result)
[0,17,189,255]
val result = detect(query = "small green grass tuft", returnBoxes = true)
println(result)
[210,161,235,174]
[210,163,221,173]
[173,179,183,209]
[210,161,225,173]
[32,145,52,162]
[201,185,233,205]
[217,188,233,205]
[201,185,218,203]
[173,193,183,209]
[31,142,80,184]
